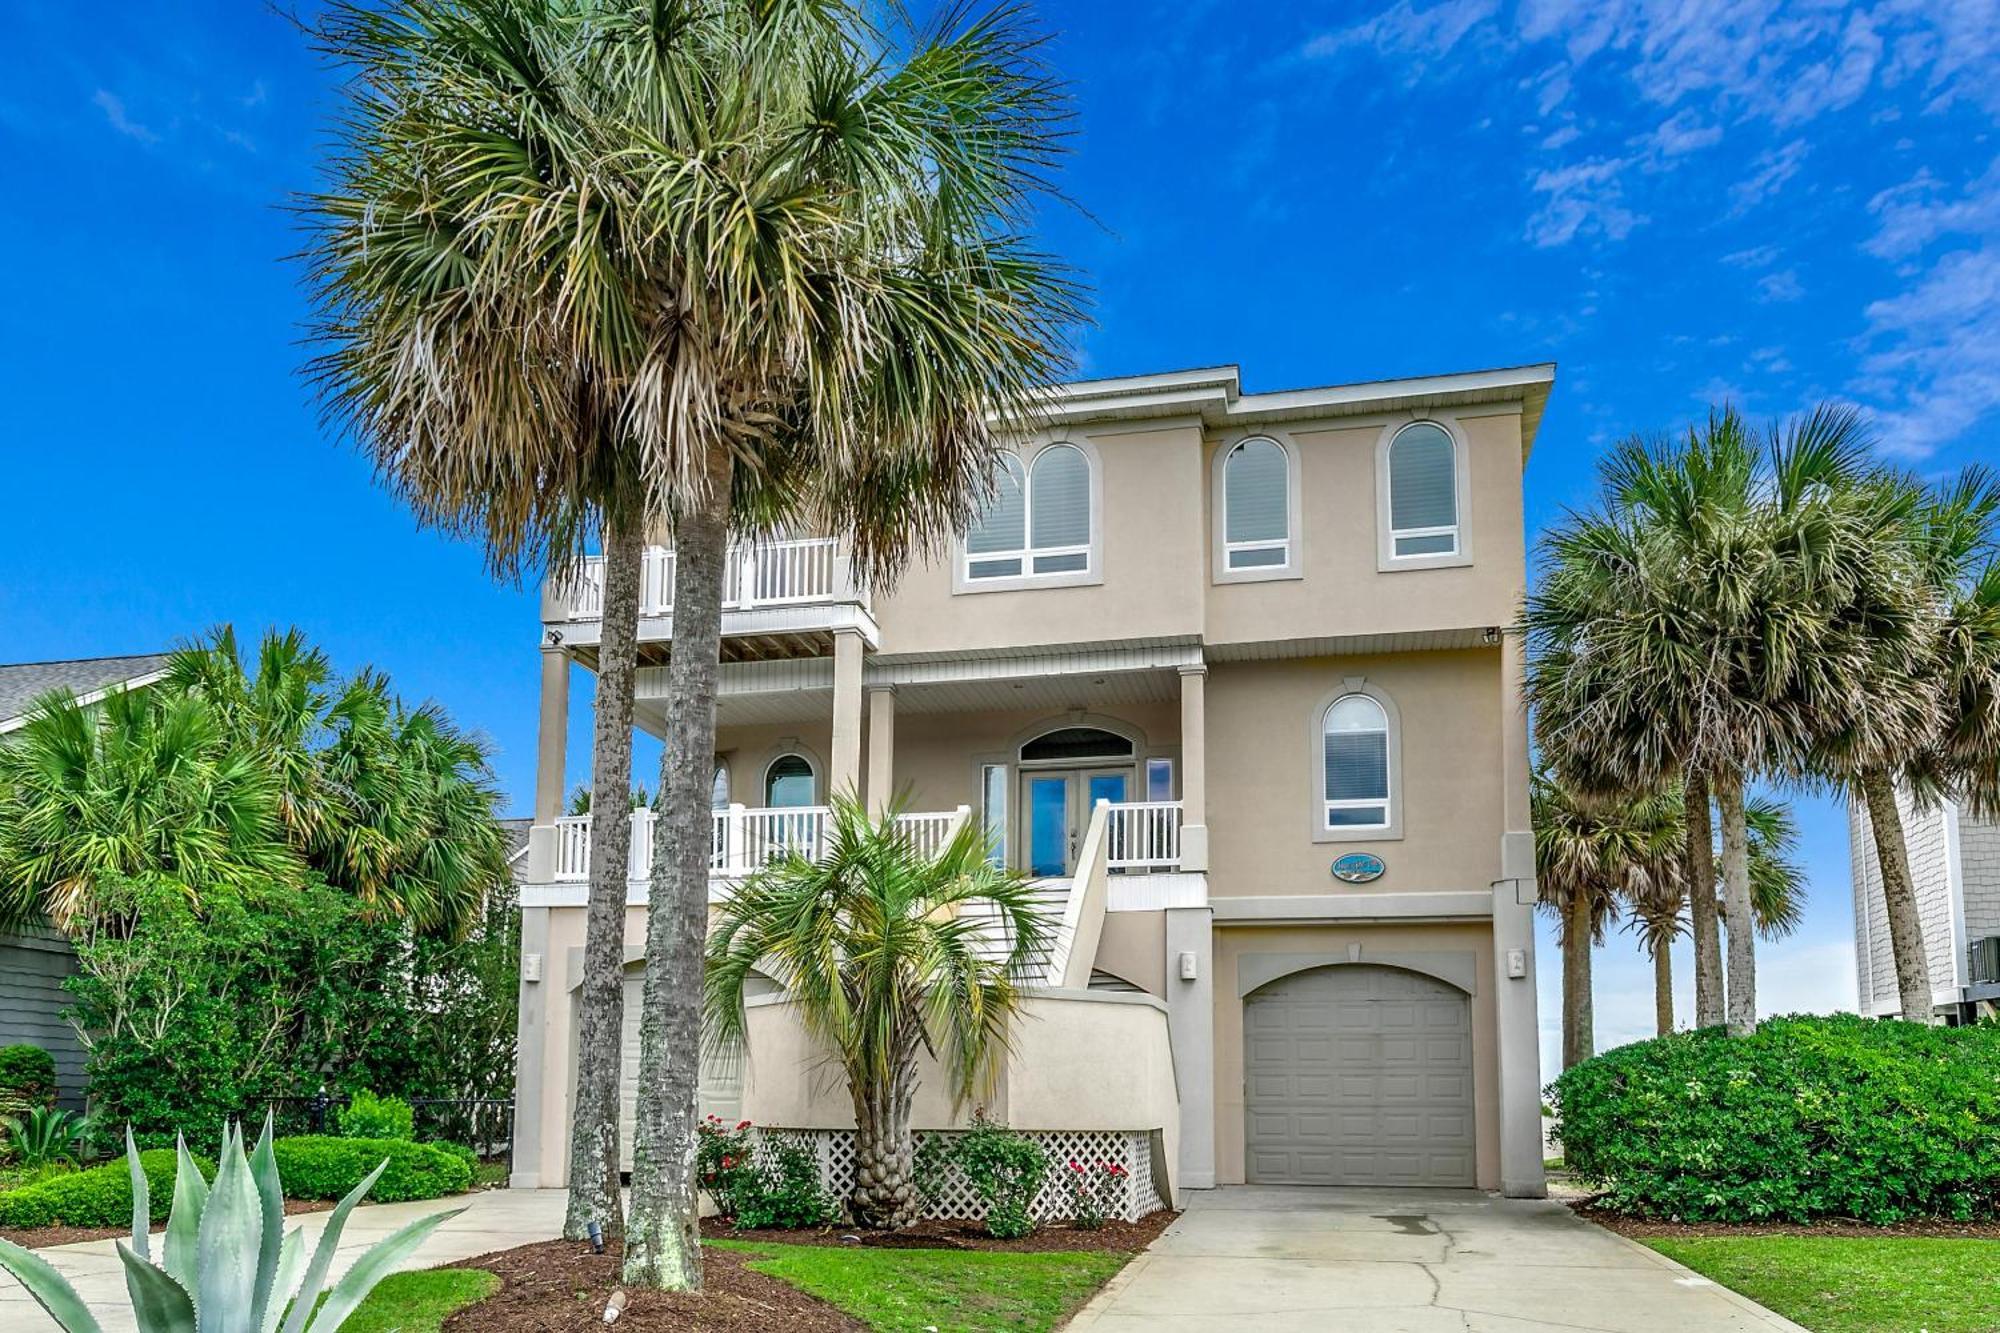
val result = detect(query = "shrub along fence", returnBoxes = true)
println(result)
[1550,1014,2000,1224]
[240,1094,513,1168]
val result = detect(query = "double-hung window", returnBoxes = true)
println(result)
[1388,422,1460,558]
[1322,694,1391,829]
[1221,437,1291,570]
[963,443,1093,583]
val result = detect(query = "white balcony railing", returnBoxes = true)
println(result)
[552,805,968,883]
[1103,801,1183,871]
[565,538,855,620]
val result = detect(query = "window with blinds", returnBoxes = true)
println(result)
[1223,437,1290,569]
[764,754,815,807]
[963,443,1093,581]
[1388,422,1459,557]
[1323,694,1390,828]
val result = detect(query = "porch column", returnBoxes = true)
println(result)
[527,649,570,883]
[831,628,865,800]
[1493,627,1547,1198]
[1165,905,1215,1193]
[866,684,897,817]
[1177,663,1209,872]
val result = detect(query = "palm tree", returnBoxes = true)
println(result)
[1531,769,1679,1065]
[705,799,1051,1229]
[1527,405,1892,1036]
[1810,469,2000,1021]
[300,0,674,1243]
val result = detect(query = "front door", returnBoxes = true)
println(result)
[1020,768,1128,876]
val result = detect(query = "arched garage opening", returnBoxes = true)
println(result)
[1242,963,1474,1187]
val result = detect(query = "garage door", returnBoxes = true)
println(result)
[612,969,743,1173]
[1244,964,1474,1187]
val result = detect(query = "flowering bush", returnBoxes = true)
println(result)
[1060,1157,1128,1230]
[694,1115,834,1230]
[950,1112,1047,1239]
[695,1115,760,1216]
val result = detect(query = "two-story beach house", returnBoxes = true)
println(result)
[511,362,1552,1212]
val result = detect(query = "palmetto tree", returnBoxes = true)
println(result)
[706,799,1051,1230]
[1527,405,1899,1036]
[303,0,1078,1287]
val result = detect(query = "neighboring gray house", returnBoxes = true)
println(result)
[0,653,171,1109]
[1849,788,2000,1025]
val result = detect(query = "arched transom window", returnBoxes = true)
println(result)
[764,754,815,807]
[964,443,1093,582]
[1222,437,1291,570]
[1388,422,1460,557]
[1322,694,1390,829]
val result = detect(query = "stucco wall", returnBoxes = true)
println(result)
[1096,911,1166,995]
[1210,922,1501,1191]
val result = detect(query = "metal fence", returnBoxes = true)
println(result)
[240,1094,514,1171]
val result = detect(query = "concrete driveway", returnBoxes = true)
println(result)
[1068,1186,1808,1332]
[0,1187,566,1333]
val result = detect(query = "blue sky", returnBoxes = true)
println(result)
[2,1,1996,1070]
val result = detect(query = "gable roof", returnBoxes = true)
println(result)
[0,653,173,734]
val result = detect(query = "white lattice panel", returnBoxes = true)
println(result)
[761,1127,1164,1224]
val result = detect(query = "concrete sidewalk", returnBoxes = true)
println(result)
[1068,1186,1809,1332]
[0,1187,565,1333]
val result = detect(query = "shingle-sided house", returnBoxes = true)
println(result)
[0,653,172,1109]
[510,363,1551,1211]
[1850,790,2000,1024]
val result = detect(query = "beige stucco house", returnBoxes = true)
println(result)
[511,362,1551,1211]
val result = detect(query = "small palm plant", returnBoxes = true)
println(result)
[706,798,1051,1230]
[1,1108,84,1169]
[0,1118,462,1333]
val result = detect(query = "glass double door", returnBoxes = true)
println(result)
[1020,767,1129,877]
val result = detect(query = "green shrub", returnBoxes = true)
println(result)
[270,1135,472,1203]
[0,1046,57,1115]
[1551,1015,2000,1224]
[430,1140,479,1176]
[950,1115,1047,1239]
[337,1089,415,1141]
[0,1148,212,1229]
[733,1133,835,1230]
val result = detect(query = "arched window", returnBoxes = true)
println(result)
[1322,694,1390,829]
[1388,422,1460,558]
[1019,726,1134,763]
[1222,437,1291,571]
[963,443,1094,582]
[764,754,815,807]
[710,760,730,809]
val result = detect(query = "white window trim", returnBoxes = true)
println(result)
[954,437,1104,594]
[1309,678,1403,843]
[1211,432,1304,584]
[1376,417,1473,572]
[759,746,822,806]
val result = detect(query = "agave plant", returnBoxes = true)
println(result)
[0,1117,463,1333]
[2,1107,83,1169]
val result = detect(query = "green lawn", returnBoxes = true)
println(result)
[1647,1236,2000,1333]
[339,1268,500,1333]
[717,1241,1130,1333]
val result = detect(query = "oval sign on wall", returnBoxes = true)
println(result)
[1332,852,1386,884]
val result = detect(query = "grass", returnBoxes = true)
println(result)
[716,1241,1130,1333]
[1647,1236,2000,1333]
[470,1160,510,1189]
[338,1268,500,1333]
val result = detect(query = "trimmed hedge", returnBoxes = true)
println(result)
[336,1090,415,1141]
[0,1149,213,1229]
[271,1136,472,1203]
[1551,1015,2000,1223]
[0,1045,57,1114]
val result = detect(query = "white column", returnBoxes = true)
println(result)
[1177,663,1209,872]
[527,650,570,884]
[1165,905,1216,1193]
[866,684,897,818]
[1493,627,1547,1198]
[831,629,865,800]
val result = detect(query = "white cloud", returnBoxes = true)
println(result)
[1729,139,1809,213]
[1525,155,1644,246]
[1756,268,1804,302]
[1643,107,1721,156]
[1304,0,1501,66]
[1721,244,1781,268]
[1866,160,2000,259]
[1857,247,2000,456]
[1540,124,1581,149]
[92,89,157,144]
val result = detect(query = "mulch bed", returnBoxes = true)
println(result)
[1,1198,336,1250]
[702,1208,1178,1253]
[1574,1201,2000,1241]
[445,1238,863,1332]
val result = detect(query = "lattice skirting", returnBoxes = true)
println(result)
[760,1128,1165,1224]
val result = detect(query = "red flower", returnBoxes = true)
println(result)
[721,1155,736,1169]
[736,1120,752,1130]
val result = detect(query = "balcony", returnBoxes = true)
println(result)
[552,805,970,884]
[546,537,878,663]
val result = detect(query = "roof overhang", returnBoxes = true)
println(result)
[1012,362,1556,463]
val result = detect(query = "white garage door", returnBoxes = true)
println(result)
[613,970,743,1173]
[1244,964,1474,1187]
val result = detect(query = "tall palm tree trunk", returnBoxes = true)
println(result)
[1650,936,1674,1036]
[1858,767,1934,1023]
[1715,768,1757,1036]
[564,513,645,1241]
[1561,889,1594,1069]
[626,447,735,1291]
[851,1045,920,1228]
[1684,770,1725,1028]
